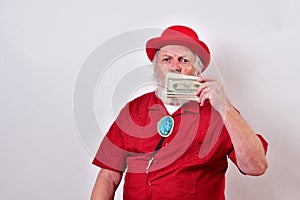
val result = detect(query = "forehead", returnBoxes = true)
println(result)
[159,45,195,57]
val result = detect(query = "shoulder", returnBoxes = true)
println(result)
[128,91,158,110]
[116,91,158,126]
[118,91,158,116]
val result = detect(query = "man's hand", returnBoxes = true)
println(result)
[196,77,228,115]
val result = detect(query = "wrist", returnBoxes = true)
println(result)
[219,99,234,121]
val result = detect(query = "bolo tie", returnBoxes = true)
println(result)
[146,116,175,173]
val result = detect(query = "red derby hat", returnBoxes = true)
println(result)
[146,25,211,72]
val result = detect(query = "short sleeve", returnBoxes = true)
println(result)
[92,121,128,172]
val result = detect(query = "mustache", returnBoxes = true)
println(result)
[170,69,179,74]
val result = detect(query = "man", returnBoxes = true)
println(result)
[90,25,268,200]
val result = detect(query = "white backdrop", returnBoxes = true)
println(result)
[1,0,300,199]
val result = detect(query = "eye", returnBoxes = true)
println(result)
[162,57,170,62]
[179,57,190,64]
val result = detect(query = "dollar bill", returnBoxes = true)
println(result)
[165,72,201,101]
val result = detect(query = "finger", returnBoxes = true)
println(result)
[196,82,214,96]
[200,92,211,106]
[199,88,210,106]
[198,77,217,83]
[199,88,209,100]
[196,83,205,96]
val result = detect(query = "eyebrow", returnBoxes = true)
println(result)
[161,54,172,57]
[160,53,190,58]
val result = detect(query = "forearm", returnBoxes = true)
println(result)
[91,169,121,200]
[223,102,268,176]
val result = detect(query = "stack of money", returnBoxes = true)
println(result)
[165,72,201,101]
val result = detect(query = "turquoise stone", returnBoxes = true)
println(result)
[157,116,174,137]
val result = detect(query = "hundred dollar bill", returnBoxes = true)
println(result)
[165,72,201,101]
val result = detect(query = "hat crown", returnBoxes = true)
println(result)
[161,25,199,40]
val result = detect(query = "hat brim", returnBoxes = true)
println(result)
[146,36,210,72]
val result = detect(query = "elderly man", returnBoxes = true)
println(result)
[90,25,268,200]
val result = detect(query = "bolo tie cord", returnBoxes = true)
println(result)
[146,137,165,173]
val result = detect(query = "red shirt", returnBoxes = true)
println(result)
[93,92,268,200]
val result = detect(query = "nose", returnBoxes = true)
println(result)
[170,59,181,73]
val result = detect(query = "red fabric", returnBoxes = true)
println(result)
[93,92,268,200]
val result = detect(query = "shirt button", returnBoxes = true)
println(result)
[147,181,152,186]
[155,160,159,164]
